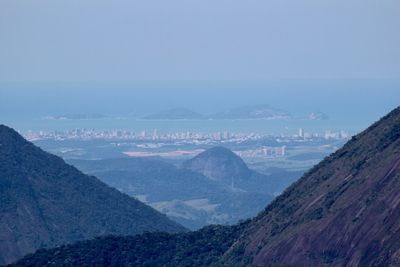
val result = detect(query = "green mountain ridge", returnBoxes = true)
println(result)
[7,106,400,266]
[220,105,400,266]
[68,147,294,230]
[0,125,185,266]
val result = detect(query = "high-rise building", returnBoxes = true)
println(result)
[153,129,158,140]
[299,128,304,138]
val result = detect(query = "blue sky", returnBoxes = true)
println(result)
[0,0,399,83]
[1,0,399,126]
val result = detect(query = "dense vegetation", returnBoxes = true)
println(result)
[183,146,293,194]
[10,223,248,267]
[69,147,296,229]
[220,106,400,266]
[10,106,400,267]
[5,106,400,267]
[0,125,185,265]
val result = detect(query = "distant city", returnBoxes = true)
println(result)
[22,128,350,160]
[22,127,350,143]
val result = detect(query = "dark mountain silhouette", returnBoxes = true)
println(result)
[0,125,185,266]
[8,223,248,267]
[9,106,400,267]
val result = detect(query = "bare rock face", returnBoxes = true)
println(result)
[221,106,400,266]
[0,125,185,265]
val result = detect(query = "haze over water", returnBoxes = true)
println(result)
[1,81,399,135]
[1,1,399,134]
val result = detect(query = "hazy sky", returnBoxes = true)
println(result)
[1,0,399,82]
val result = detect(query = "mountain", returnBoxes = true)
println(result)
[9,223,247,267]
[309,111,329,120]
[220,106,400,266]
[182,146,251,184]
[11,107,400,266]
[182,147,252,184]
[209,104,290,120]
[68,157,248,229]
[0,125,185,265]
[182,146,290,194]
[68,153,295,230]
[142,105,295,120]
[143,108,204,120]
[142,105,291,120]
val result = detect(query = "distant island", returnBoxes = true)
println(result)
[142,107,205,120]
[44,107,329,122]
[143,105,294,121]
[43,113,107,120]
[309,111,329,120]
[209,104,291,120]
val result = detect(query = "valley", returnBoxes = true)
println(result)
[9,106,400,267]
[26,128,345,229]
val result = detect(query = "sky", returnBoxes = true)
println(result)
[0,0,399,130]
[0,0,399,83]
